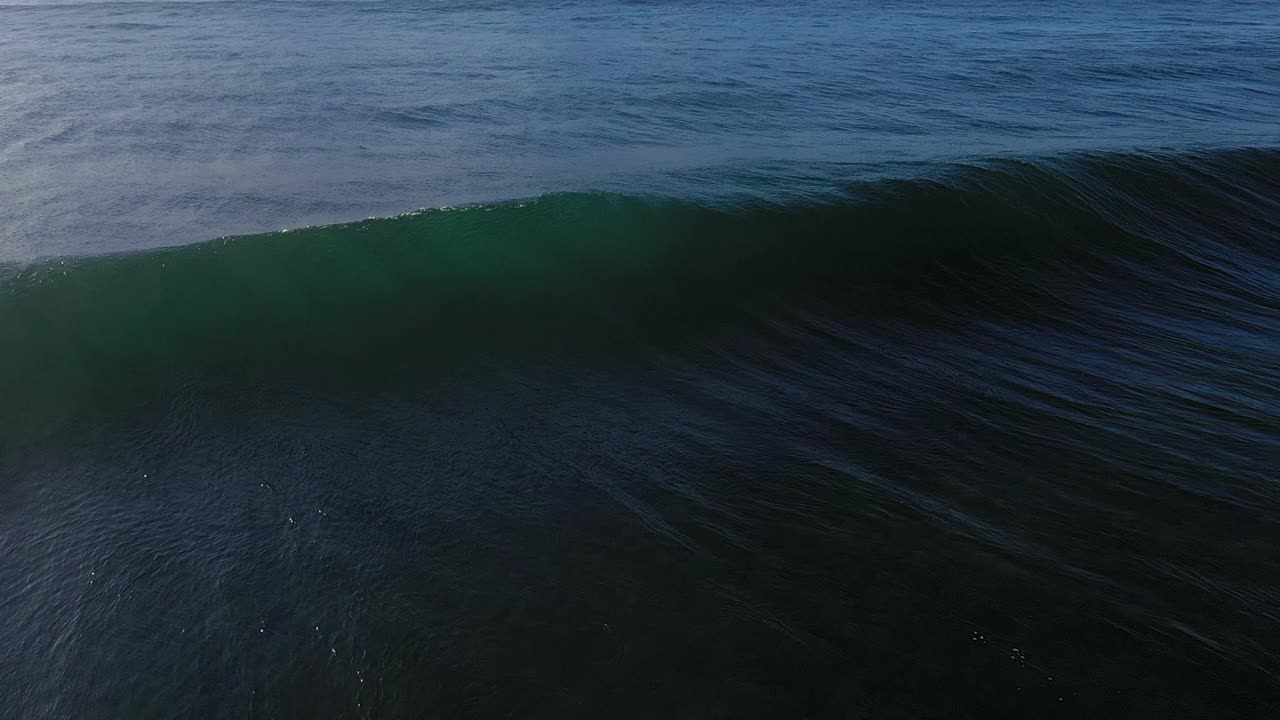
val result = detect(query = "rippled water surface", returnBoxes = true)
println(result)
[1,1,1279,718]
[1,0,1276,257]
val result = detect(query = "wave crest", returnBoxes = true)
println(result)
[3,147,1277,445]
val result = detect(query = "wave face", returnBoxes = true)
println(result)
[3,149,1278,437]
[3,148,1280,717]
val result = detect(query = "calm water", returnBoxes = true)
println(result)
[1,0,1277,258]
[2,1,1279,718]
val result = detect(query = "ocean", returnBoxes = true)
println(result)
[1,0,1278,717]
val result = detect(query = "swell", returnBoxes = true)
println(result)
[2,147,1278,445]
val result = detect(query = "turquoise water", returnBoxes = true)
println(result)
[1,1,1279,718]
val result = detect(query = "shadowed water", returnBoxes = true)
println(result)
[1,1,1279,718]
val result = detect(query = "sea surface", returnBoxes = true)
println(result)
[2,0,1279,717]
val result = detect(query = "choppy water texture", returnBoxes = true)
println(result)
[2,1,1280,718]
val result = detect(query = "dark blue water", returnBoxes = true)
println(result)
[1,1,1279,718]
